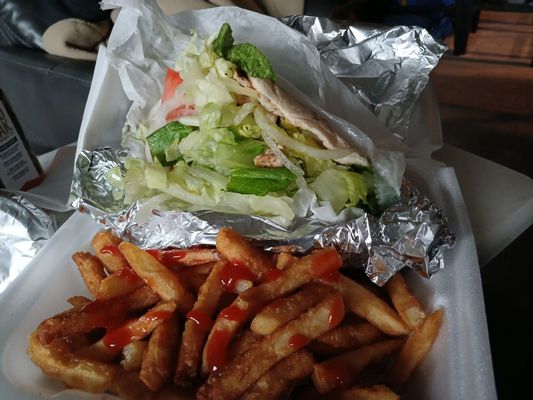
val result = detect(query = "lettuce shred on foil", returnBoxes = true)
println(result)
[111,23,399,227]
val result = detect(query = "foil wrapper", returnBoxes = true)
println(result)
[281,16,447,139]
[70,149,454,285]
[0,193,56,294]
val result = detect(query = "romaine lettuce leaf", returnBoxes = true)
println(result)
[146,121,194,166]
[227,43,276,81]
[212,23,234,58]
[226,167,296,195]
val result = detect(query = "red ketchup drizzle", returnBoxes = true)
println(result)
[311,249,342,277]
[102,311,173,349]
[220,304,248,322]
[328,296,345,328]
[117,267,142,284]
[186,309,213,332]
[81,299,130,329]
[205,329,232,372]
[219,261,255,293]
[146,249,186,268]
[319,271,343,283]
[263,268,283,283]
[100,244,121,256]
[288,334,311,350]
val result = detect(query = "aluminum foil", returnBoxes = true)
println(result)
[70,148,454,285]
[0,192,56,294]
[281,16,447,139]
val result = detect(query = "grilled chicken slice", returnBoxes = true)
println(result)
[235,74,369,167]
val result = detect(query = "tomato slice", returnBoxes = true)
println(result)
[161,68,183,103]
[165,104,195,122]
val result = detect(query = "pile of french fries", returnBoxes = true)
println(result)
[28,228,443,400]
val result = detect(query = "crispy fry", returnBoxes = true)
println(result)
[91,231,129,274]
[202,248,342,374]
[339,385,399,400]
[141,316,180,391]
[67,296,92,309]
[388,308,444,385]
[109,369,158,400]
[176,261,226,384]
[37,285,159,344]
[229,330,260,358]
[121,341,147,371]
[312,339,404,393]
[216,227,273,280]
[97,268,145,300]
[175,269,209,294]
[148,248,221,268]
[274,252,298,270]
[240,350,314,400]
[250,283,335,335]
[385,272,426,329]
[198,294,345,400]
[72,252,107,297]
[77,301,177,363]
[309,320,385,356]
[27,333,116,393]
[119,242,194,313]
[323,275,409,336]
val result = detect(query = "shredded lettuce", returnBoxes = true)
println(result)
[310,168,368,213]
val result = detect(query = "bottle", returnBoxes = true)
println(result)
[0,87,45,190]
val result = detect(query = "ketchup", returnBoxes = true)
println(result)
[220,304,248,322]
[219,261,255,293]
[288,334,311,350]
[205,329,232,372]
[100,244,121,256]
[116,267,142,284]
[146,249,186,267]
[102,310,173,349]
[322,363,351,388]
[328,296,345,328]
[186,309,213,332]
[263,268,283,283]
[81,298,130,329]
[319,271,343,283]
[311,248,342,277]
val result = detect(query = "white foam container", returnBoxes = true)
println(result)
[0,5,497,399]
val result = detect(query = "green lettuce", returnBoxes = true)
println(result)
[226,167,296,195]
[146,121,194,166]
[310,168,368,212]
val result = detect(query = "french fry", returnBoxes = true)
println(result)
[202,248,342,374]
[97,268,145,301]
[91,231,129,274]
[119,242,194,313]
[175,269,209,294]
[312,339,404,393]
[215,227,273,281]
[274,252,298,270]
[140,316,181,391]
[198,294,345,400]
[77,301,177,363]
[72,252,107,297]
[37,285,160,344]
[240,350,314,400]
[309,320,385,356]
[385,272,426,329]
[121,341,147,371]
[339,385,400,400]
[176,261,226,384]
[250,283,335,335]
[67,296,92,309]
[27,333,116,393]
[147,248,220,268]
[323,275,409,336]
[109,369,158,400]
[229,330,260,358]
[388,308,444,385]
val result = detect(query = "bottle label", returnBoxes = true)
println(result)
[0,101,40,190]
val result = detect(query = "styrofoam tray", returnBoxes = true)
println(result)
[0,159,497,399]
